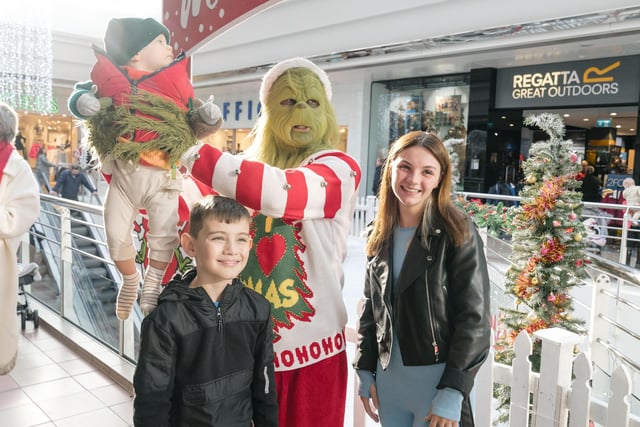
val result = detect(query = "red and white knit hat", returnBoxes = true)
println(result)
[259,57,333,104]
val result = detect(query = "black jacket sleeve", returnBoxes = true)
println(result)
[353,258,379,373]
[251,310,278,427]
[133,317,176,427]
[437,222,491,395]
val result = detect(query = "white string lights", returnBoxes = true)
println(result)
[0,3,53,113]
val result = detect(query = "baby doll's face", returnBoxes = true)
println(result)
[132,34,174,72]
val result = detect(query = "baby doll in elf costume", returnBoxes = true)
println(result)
[68,17,222,319]
[181,57,361,427]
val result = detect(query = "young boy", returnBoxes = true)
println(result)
[133,195,278,427]
[68,17,223,319]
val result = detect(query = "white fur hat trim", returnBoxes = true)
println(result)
[259,57,332,104]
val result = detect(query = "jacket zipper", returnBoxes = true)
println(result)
[425,274,439,362]
[263,366,269,394]
[216,305,223,331]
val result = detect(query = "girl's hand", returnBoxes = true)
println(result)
[359,383,380,423]
[425,410,459,427]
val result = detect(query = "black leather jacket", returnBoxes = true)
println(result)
[353,217,490,426]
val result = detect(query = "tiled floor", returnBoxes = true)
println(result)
[0,320,134,427]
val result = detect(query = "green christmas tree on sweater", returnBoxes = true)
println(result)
[494,113,588,416]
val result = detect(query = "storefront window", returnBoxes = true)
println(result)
[368,74,470,194]
[202,126,349,155]
[16,111,76,167]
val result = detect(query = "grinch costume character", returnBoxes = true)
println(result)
[68,17,222,319]
[181,57,361,426]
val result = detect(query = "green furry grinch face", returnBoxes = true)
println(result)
[265,68,329,148]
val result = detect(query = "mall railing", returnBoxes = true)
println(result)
[26,194,143,362]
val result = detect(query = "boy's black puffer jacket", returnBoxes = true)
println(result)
[133,269,278,427]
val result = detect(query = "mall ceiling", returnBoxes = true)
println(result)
[16,0,640,136]
[42,0,640,79]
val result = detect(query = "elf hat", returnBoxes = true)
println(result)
[259,57,333,104]
[104,17,170,65]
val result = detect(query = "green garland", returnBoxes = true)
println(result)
[455,198,517,237]
[85,91,197,165]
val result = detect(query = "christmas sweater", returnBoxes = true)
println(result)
[190,144,361,371]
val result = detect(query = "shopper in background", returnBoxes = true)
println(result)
[133,195,278,427]
[372,155,384,195]
[50,164,97,201]
[575,159,589,180]
[579,165,602,203]
[354,131,491,426]
[35,146,56,192]
[0,102,40,374]
[14,130,27,159]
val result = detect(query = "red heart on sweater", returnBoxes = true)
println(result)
[256,234,286,276]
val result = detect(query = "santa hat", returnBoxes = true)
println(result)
[104,17,170,65]
[259,57,332,104]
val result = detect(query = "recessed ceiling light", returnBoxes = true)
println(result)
[509,123,514,127]
[563,114,570,117]
[501,116,506,119]
[583,118,589,121]
[610,112,617,116]
[616,125,622,128]
[630,128,635,132]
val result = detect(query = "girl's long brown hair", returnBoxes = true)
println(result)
[365,131,469,257]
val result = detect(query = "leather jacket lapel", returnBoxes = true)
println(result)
[373,241,393,305]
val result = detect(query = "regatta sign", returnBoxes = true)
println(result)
[496,56,640,108]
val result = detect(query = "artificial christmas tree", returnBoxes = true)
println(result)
[494,112,588,418]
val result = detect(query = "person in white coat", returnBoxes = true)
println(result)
[0,102,40,374]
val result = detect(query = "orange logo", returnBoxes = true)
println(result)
[583,61,620,83]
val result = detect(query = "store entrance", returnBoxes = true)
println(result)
[487,106,638,193]
[523,106,638,186]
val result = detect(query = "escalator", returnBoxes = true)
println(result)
[69,212,120,345]
[32,198,128,349]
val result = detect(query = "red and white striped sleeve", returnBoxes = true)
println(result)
[190,144,361,220]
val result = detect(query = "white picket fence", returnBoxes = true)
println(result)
[476,328,640,427]
[346,326,640,427]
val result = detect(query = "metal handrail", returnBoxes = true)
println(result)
[24,192,640,381]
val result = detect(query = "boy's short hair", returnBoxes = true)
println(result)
[104,17,170,65]
[189,195,250,238]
